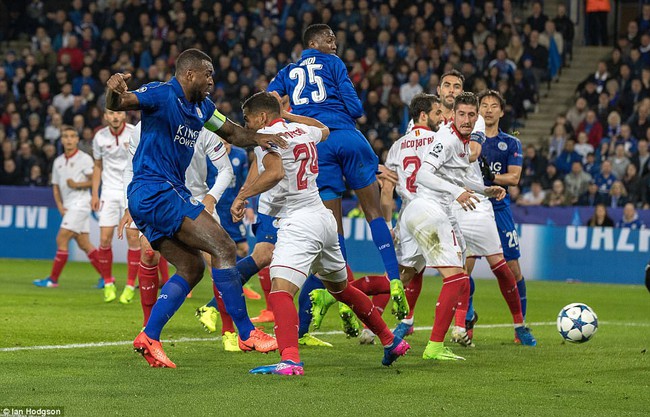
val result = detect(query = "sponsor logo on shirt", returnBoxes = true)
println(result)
[174,125,200,147]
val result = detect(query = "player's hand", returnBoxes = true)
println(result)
[117,209,132,240]
[485,186,506,201]
[255,132,287,149]
[66,179,77,189]
[456,190,481,211]
[91,195,100,212]
[479,155,495,182]
[376,165,398,186]
[230,196,247,222]
[106,73,131,94]
[202,194,216,215]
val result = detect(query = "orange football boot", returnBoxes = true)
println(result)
[133,331,176,368]
[251,309,275,323]
[238,328,278,353]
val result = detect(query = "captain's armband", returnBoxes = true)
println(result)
[204,109,227,132]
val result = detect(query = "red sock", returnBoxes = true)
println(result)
[49,250,68,282]
[138,262,159,327]
[158,256,169,285]
[213,283,235,334]
[454,275,470,327]
[492,259,524,324]
[345,264,355,282]
[330,284,394,346]
[258,267,272,310]
[405,271,423,320]
[268,290,301,363]
[126,248,140,287]
[87,249,112,283]
[372,293,390,315]
[351,275,390,295]
[98,246,113,283]
[430,273,468,342]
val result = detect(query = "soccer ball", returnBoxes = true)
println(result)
[556,303,598,343]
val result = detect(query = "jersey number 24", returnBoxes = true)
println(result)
[294,142,319,190]
[289,64,327,105]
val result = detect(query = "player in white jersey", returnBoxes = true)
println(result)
[400,93,505,361]
[34,127,107,289]
[91,109,139,303]
[232,92,409,375]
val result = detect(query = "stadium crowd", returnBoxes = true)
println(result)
[2,0,648,223]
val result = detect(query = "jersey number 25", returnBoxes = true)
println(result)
[289,64,327,105]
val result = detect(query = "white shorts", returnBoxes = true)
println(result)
[394,209,426,272]
[400,197,465,268]
[61,209,90,234]
[98,193,126,227]
[452,196,502,258]
[270,206,347,288]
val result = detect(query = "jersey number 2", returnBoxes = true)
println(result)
[403,156,421,193]
[289,64,327,105]
[294,142,319,190]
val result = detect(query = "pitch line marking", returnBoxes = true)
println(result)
[0,321,645,352]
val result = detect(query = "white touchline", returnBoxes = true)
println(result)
[0,321,645,353]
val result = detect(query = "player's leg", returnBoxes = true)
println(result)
[75,231,117,302]
[174,211,276,351]
[119,227,141,304]
[496,208,527,319]
[138,235,160,328]
[158,256,170,285]
[33,227,75,287]
[297,275,332,347]
[97,226,116,285]
[248,240,276,323]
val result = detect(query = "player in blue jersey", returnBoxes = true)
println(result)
[477,89,531,340]
[267,24,408,322]
[105,48,283,367]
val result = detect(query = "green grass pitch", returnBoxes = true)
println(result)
[1,259,648,416]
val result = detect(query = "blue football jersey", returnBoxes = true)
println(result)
[215,146,249,208]
[131,77,216,190]
[481,130,523,210]
[267,49,363,130]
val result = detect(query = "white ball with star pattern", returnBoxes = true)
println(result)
[557,303,598,343]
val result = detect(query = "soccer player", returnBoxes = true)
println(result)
[91,109,140,303]
[472,89,536,344]
[400,92,505,361]
[267,24,408,320]
[34,126,106,289]
[234,92,409,375]
[106,48,282,368]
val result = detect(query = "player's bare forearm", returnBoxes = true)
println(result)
[238,161,283,202]
[493,166,522,187]
[469,142,482,163]
[217,119,287,149]
[105,90,140,111]
[281,111,330,140]
[91,162,102,198]
[241,154,260,191]
[380,181,395,222]
[53,185,64,213]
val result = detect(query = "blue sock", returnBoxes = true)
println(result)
[465,275,476,322]
[338,233,348,261]
[236,255,260,284]
[517,277,527,320]
[212,267,255,339]
[206,297,218,309]
[298,274,325,337]
[368,218,399,280]
[144,274,190,340]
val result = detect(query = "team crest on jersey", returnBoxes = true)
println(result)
[196,107,203,118]
[190,196,199,206]
[136,86,147,93]
[232,158,240,167]
[498,142,508,151]
[272,218,280,228]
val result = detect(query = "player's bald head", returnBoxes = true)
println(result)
[175,48,212,76]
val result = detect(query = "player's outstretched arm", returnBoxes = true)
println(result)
[231,153,284,222]
[281,110,330,141]
[492,165,522,187]
[208,117,287,150]
[105,73,140,111]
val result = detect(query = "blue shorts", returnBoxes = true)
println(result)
[128,182,204,248]
[216,204,247,243]
[252,213,279,245]
[316,128,379,201]
[494,206,521,261]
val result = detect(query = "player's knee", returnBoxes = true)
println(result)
[180,258,205,282]
[142,249,156,265]
[99,237,112,247]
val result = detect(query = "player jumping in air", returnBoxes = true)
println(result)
[267,24,409,323]
[232,92,409,375]
[106,48,283,368]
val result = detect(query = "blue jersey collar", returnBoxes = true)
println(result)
[170,77,189,104]
[301,49,330,59]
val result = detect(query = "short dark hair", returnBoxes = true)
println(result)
[175,48,212,75]
[409,93,440,121]
[60,125,78,136]
[453,91,478,111]
[440,69,465,85]
[477,89,506,110]
[241,91,281,115]
[303,24,332,46]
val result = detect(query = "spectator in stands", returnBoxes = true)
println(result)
[622,163,643,206]
[617,202,644,229]
[578,181,605,206]
[25,164,47,187]
[555,139,583,176]
[577,60,611,95]
[0,158,22,185]
[540,163,561,190]
[631,138,650,177]
[608,143,631,179]
[619,79,646,120]
[595,92,614,128]
[581,80,600,108]
[399,71,422,107]
[566,97,589,131]
[538,20,563,80]
[586,0,611,46]
[509,185,522,205]
[575,131,595,164]
[586,204,615,227]
[577,110,604,148]
[521,144,548,191]
[52,83,75,115]
[565,161,593,203]
[548,122,569,162]
[543,179,572,207]
[523,30,549,90]
[604,180,628,208]
[518,181,546,206]
[584,152,601,178]
[553,4,575,64]
[628,98,650,140]
[594,160,617,195]
[526,1,548,33]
